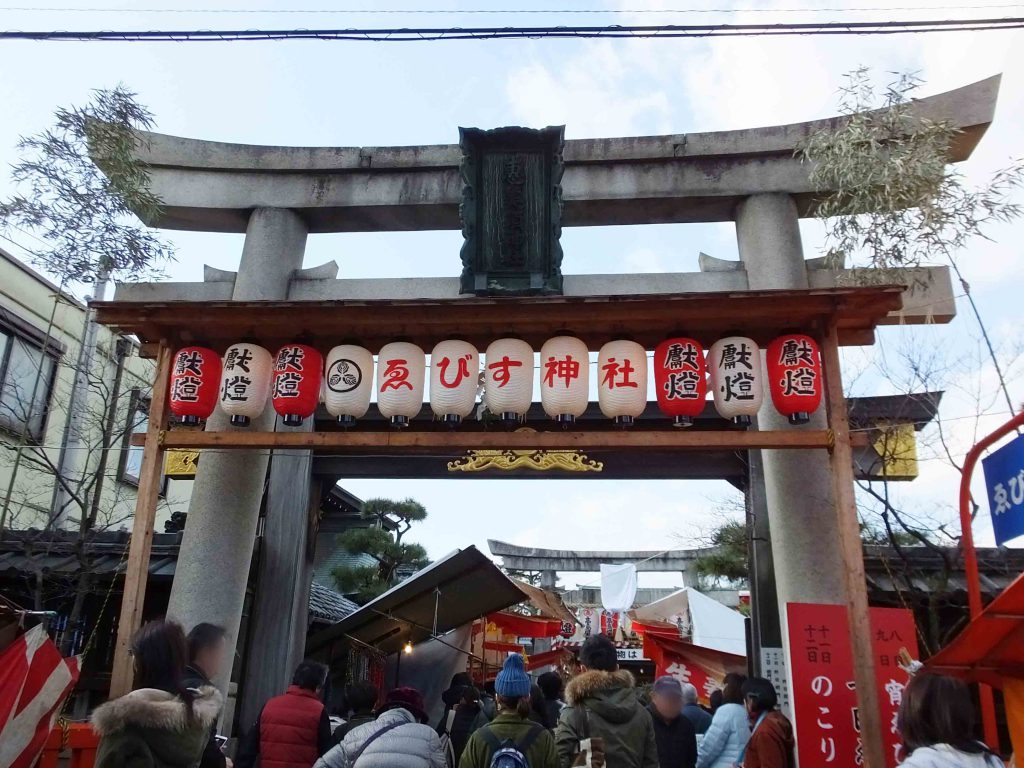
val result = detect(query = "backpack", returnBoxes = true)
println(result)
[481,722,543,768]
[438,708,457,767]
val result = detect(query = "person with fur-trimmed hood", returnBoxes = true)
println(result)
[555,634,659,768]
[93,619,223,768]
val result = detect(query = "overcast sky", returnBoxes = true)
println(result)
[1,0,1021,589]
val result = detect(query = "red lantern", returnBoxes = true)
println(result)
[271,344,323,426]
[653,338,707,428]
[169,346,221,426]
[766,333,822,424]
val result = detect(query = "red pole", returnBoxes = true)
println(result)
[958,409,1024,749]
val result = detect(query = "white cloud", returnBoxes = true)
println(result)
[505,42,673,137]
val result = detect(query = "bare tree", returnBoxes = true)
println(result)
[0,335,186,655]
[851,328,1023,653]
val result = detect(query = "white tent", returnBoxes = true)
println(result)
[631,587,746,657]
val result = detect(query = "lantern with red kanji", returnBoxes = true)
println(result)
[377,341,425,428]
[219,342,273,427]
[653,337,706,428]
[271,343,323,426]
[766,333,822,424]
[539,335,590,425]
[430,339,479,426]
[484,338,534,425]
[169,346,221,426]
[597,340,647,427]
[709,335,764,426]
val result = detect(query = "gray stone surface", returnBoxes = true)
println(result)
[488,539,705,574]
[166,208,309,704]
[123,77,998,233]
[735,193,848,612]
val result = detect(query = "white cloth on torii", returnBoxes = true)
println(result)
[600,563,638,613]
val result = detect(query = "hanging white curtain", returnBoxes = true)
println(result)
[600,563,638,613]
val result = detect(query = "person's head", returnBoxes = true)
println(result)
[130,619,195,719]
[721,673,747,705]
[131,619,190,693]
[709,689,724,712]
[291,660,329,693]
[383,686,429,724]
[495,654,533,719]
[681,682,699,707]
[459,685,480,707]
[579,634,618,672]
[651,676,684,720]
[449,672,473,690]
[537,671,564,701]
[742,677,779,718]
[186,623,227,679]
[345,680,379,714]
[898,673,989,755]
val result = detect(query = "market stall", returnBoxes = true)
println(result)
[924,571,1024,755]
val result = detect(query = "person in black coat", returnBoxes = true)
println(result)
[448,686,490,763]
[648,676,698,768]
[537,672,565,731]
[332,680,379,744]
[183,623,231,768]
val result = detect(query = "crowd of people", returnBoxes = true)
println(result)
[90,619,1006,768]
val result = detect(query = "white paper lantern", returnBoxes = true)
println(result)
[218,342,272,427]
[485,338,534,423]
[709,336,764,426]
[376,341,425,428]
[430,339,479,425]
[598,340,648,426]
[540,336,590,424]
[324,344,374,427]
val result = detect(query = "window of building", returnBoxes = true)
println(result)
[118,389,167,493]
[119,389,149,486]
[0,323,58,441]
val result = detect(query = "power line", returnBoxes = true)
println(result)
[3,17,1024,42]
[3,3,1024,12]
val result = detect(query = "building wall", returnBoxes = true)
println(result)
[0,249,192,536]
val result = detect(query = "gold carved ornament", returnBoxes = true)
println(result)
[448,426,603,474]
[448,449,603,474]
[164,450,200,479]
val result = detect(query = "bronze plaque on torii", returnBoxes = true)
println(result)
[458,125,565,295]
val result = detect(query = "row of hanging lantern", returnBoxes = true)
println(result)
[167,333,823,428]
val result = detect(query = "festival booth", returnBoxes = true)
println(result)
[306,546,577,723]
[471,580,579,681]
[630,588,747,704]
[924,571,1024,756]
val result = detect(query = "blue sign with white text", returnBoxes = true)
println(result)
[982,433,1024,547]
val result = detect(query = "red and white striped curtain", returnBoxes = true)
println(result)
[0,624,81,768]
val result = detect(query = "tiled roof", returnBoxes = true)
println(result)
[308,582,360,623]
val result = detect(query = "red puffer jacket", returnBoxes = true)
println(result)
[259,686,327,768]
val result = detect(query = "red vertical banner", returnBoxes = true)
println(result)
[788,604,859,767]
[870,607,920,766]
[787,603,918,768]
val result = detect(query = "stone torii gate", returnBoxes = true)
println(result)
[100,76,997,768]
[488,540,708,590]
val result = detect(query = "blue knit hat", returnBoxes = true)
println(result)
[495,653,531,698]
